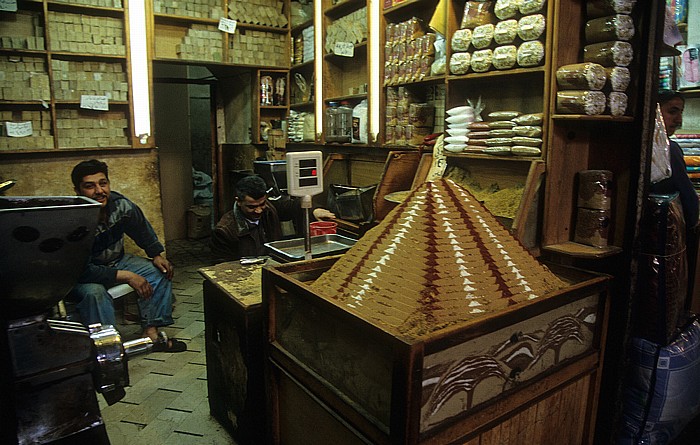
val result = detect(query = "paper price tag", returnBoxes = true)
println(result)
[0,0,18,12]
[80,95,109,111]
[333,41,354,57]
[5,121,32,138]
[219,18,237,34]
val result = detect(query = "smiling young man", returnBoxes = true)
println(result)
[69,159,186,352]
[210,175,335,259]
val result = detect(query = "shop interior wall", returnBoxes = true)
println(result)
[0,151,166,253]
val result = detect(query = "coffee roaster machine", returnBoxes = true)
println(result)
[0,196,148,444]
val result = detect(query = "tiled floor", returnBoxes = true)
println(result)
[98,238,236,445]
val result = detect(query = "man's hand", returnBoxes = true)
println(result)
[153,254,174,280]
[117,270,153,299]
[313,208,336,220]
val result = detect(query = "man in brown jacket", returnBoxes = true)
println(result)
[210,175,335,259]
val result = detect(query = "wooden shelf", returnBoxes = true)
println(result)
[0,100,49,106]
[0,48,47,56]
[49,51,126,60]
[0,145,136,155]
[447,66,546,82]
[543,242,623,259]
[291,59,314,71]
[323,0,365,19]
[153,13,220,25]
[385,74,445,88]
[260,105,289,110]
[383,0,439,15]
[291,18,314,34]
[324,93,367,103]
[47,1,124,14]
[551,114,635,123]
[445,153,543,162]
[290,101,315,109]
[679,88,700,98]
[323,41,367,61]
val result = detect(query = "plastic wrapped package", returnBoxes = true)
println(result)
[586,0,636,18]
[488,110,520,120]
[493,45,518,70]
[607,91,628,116]
[556,63,607,90]
[574,208,611,247]
[449,52,471,75]
[423,34,437,55]
[482,146,513,155]
[446,128,469,137]
[395,124,406,144]
[488,128,515,137]
[512,113,543,125]
[618,321,700,445]
[465,145,487,153]
[556,90,606,115]
[406,39,417,60]
[518,14,546,41]
[396,62,407,84]
[485,137,514,146]
[419,55,434,80]
[385,42,394,64]
[519,0,546,14]
[444,143,467,153]
[605,66,630,91]
[405,17,424,41]
[446,105,475,117]
[467,138,488,146]
[460,1,495,29]
[471,24,495,49]
[577,170,613,210]
[467,131,490,139]
[517,40,545,67]
[386,87,398,107]
[446,113,473,125]
[471,49,493,72]
[397,22,408,42]
[494,0,519,19]
[512,136,542,146]
[386,23,397,41]
[585,14,635,43]
[494,19,519,44]
[385,125,396,145]
[488,120,517,128]
[444,135,469,144]
[386,106,397,126]
[409,103,434,127]
[511,145,542,156]
[384,63,394,86]
[583,41,634,67]
[513,125,542,137]
[451,29,473,52]
[467,121,490,130]
[430,33,446,76]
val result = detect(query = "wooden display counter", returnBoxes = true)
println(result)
[199,261,268,444]
[263,257,611,445]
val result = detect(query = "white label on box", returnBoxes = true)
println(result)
[333,41,354,57]
[218,18,237,34]
[0,0,18,12]
[5,121,32,137]
[80,95,109,111]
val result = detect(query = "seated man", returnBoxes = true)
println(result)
[210,175,335,259]
[68,159,186,352]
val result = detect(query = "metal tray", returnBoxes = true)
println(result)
[265,234,357,262]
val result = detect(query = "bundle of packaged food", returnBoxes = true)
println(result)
[384,18,436,86]
[469,111,543,156]
[444,105,477,153]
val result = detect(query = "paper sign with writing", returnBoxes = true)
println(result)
[5,121,32,137]
[333,42,354,57]
[218,18,237,34]
[80,95,109,111]
[0,0,18,12]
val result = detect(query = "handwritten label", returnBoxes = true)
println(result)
[80,95,109,111]
[218,18,237,34]
[5,121,32,137]
[0,0,18,12]
[333,41,354,57]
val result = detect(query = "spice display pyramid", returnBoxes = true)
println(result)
[311,178,568,338]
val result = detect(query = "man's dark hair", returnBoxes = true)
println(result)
[658,89,685,105]
[71,159,109,188]
[235,175,268,200]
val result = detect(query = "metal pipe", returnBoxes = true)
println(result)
[123,337,153,357]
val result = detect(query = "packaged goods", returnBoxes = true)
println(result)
[467,121,490,130]
[386,106,397,126]
[467,138,488,146]
[494,19,519,44]
[409,103,434,127]
[386,86,398,106]
[448,121,470,129]
[556,90,606,115]
[449,52,471,75]
[488,128,516,137]
[446,113,473,124]
[512,136,543,146]
[451,29,473,52]
[482,146,512,154]
[470,49,493,72]
[465,145,487,152]
[488,120,517,128]
[468,131,490,139]
[519,0,546,14]
[485,137,514,146]
[511,145,542,155]
[352,99,368,143]
[555,63,607,90]
[405,17,424,41]
[460,1,495,29]
[444,143,467,152]
[423,33,437,55]
[586,0,636,18]
[583,41,634,67]
[512,113,543,125]
[494,0,519,19]
[604,66,630,91]
[493,45,518,70]
[575,208,611,247]
[444,135,469,144]
[385,125,396,144]
[518,14,546,41]
[447,105,475,116]
[513,125,542,137]
[488,110,521,120]
[577,170,613,210]
[446,128,469,137]
[517,40,545,67]
[585,14,635,43]
[607,91,628,116]
[471,24,495,49]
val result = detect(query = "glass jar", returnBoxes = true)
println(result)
[337,101,353,143]
[325,102,339,143]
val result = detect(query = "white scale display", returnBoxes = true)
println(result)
[286,151,324,197]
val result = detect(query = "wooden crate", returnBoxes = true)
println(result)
[200,262,267,444]
[263,257,610,444]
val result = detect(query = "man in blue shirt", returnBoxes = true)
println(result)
[69,159,186,352]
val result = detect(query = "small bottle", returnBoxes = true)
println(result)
[337,101,353,143]
[325,102,339,143]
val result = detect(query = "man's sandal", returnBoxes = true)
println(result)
[152,331,187,353]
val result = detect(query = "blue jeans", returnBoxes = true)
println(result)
[70,254,174,330]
